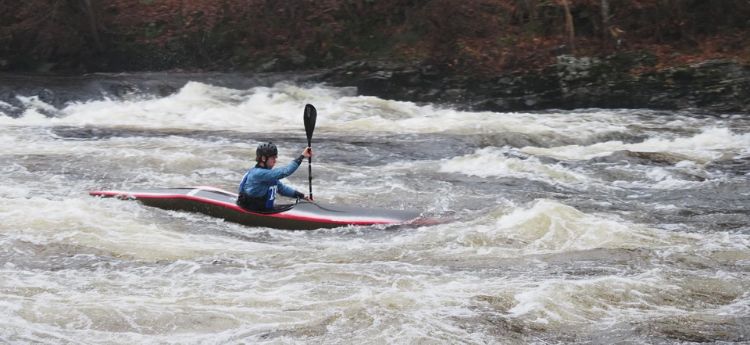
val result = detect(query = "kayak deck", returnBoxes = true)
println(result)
[89,186,422,230]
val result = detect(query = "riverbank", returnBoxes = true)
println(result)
[316,55,750,114]
[2,1,749,113]
[2,55,748,116]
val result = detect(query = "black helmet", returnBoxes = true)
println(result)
[256,142,278,158]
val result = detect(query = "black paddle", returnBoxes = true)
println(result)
[303,104,317,200]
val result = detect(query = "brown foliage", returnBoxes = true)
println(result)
[1,0,749,72]
[0,0,91,69]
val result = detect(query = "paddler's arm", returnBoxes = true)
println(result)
[258,147,311,181]
[254,155,304,181]
[277,181,305,199]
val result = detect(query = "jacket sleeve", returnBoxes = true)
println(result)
[276,181,299,198]
[252,159,301,182]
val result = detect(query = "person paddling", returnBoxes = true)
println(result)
[237,142,312,211]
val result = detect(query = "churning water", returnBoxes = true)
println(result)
[1,74,748,344]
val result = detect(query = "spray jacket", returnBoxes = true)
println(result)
[237,156,304,210]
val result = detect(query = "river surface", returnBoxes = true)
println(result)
[1,73,749,344]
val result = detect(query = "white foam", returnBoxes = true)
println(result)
[390,198,718,265]
[490,199,678,252]
[0,100,16,110]
[16,95,57,114]
[522,127,750,163]
[2,80,749,342]
[506,266,750,328]
[609,166,708,190]
[507,272,679,324]
[438,147,588,185]
[0,83,677,139]
[0,196,285,261]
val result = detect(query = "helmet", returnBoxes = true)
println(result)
[256,142,278,158]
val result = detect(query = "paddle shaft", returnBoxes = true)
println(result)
[303,104,317,201]
[307,139,313,200]
[307,161,313,199]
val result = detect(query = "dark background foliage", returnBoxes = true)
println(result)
[1,0,749,73]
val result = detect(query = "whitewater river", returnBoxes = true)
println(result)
[1,74,748,344]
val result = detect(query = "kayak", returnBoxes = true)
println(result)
[89,186,422,230]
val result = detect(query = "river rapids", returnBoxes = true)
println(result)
[0,74,749,344]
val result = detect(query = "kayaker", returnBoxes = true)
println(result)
[237,142,312,211]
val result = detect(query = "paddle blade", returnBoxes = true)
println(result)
[304,104,317,145]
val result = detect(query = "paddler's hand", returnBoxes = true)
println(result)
[294,191,311,201]
[302,147,312,158]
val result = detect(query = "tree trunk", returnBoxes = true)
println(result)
[523,0,538,24]
[601,0,610,39]
[82,0,103,52]
[560,0,575,52]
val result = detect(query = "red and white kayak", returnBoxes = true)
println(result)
[89,186,422,230]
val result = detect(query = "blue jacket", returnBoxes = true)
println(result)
[238,158,302,209]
